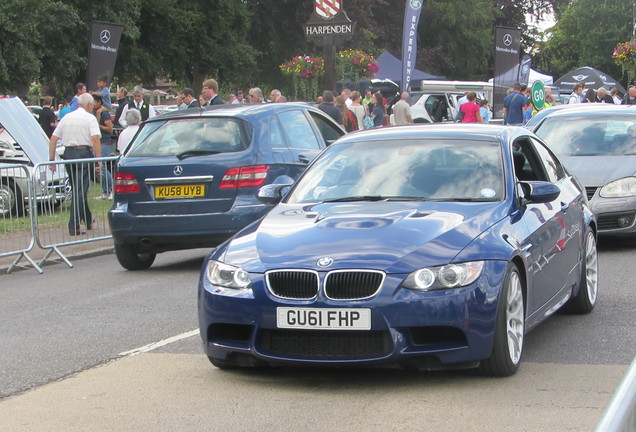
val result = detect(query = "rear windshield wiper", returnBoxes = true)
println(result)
[176,150,221,160]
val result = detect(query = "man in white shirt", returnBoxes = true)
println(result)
[393,92,413,125]
[48,93,101,235]
[569,83,583,104]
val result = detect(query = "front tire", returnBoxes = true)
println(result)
[0,180,25,217]
[114,243,156,270]
[563,228,598,314]
[478,263,525,377]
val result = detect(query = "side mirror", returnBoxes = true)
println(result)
[257,183,293,205]
[519,181,561,204]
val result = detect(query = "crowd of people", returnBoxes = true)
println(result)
[502,81,631,126]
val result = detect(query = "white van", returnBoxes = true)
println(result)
[410,80,493,123]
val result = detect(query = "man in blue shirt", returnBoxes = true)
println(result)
[69,82,86,112]
[97,75,112,109]
[503,83,525,126]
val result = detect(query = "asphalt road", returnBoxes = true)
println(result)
[0,239,634,431]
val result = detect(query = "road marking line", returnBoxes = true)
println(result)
[118,329,199,357]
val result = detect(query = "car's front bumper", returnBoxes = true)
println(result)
[197,260,508,369]
[589,194,636,236]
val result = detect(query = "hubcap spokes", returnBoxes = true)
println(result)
[506,271,524,365]
[585,233,598,305]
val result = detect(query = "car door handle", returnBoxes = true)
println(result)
[297,155,310,164]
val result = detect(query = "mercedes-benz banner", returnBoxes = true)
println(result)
[493,27,521,118]
[87,21,123,91]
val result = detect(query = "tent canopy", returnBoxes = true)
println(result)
[488,68,553,86]
[554,66,626,95]
[529,69,553,85]
[375,50,445,88]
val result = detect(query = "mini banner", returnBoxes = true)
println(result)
[518,54,532,85]
[87,21,123,91]
[493,27,521,118]
[401,0,424,93]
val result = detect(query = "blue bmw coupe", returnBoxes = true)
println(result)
[197,124,598,376]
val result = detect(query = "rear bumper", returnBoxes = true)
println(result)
[108,202,268,252]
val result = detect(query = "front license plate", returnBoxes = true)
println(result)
[276,307,371,330]
[154,184,205,199]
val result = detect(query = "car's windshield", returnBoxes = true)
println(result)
[534,115,636,156]
[287,139,504,204]
[126,118,251,157]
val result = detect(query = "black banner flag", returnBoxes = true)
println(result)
[493,27,521,118]
[87,21,123,91]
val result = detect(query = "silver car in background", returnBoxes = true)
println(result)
[531,105,636,237]
[0,98,69,217]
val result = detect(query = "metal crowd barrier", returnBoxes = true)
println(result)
[0,156,118,274]
[0,163,40,272]
[32,156,118,269]
[595,356,636,432]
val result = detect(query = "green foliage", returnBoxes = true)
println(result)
[534,0,632,85]
[419,0,495,79]
[4,0,621,98]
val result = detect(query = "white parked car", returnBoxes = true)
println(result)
[0,100,69,217]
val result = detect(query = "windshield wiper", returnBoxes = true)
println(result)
[322,195,386,203]
[322,195,427,203]
[176,150,221,160]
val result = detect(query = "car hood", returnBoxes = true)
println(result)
[560,155,636,187]
[219,201,508,273]
[0,97,51,165]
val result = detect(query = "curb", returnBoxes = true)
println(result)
[1,244,115,275]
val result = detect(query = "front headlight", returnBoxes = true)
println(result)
[403,261,485,291]
[206,260,251,289]
[600,177,636,198]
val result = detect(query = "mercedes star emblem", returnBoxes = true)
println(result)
[173,166,183,176]
[503,34,513,46]
[100,29,111,44]
[317,257,334,268]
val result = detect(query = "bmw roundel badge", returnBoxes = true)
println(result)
[317,257,333,268]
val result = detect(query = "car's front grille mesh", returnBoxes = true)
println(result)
[266,270,384,300]
[585,187,597,201]
[597,212,636,230]
[258,329,392,359]
[325,271,383,299]
[266,271,318,299]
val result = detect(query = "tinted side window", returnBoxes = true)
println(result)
[308,111,344,145]
[279,110,321,150]
[530,138,565,182]
[270,116,286,148]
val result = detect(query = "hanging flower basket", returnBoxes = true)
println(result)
[612,41,636,82]
[279,55,324,101]
[337,49,379,82]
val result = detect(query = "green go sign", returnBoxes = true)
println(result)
[531,80,545,110]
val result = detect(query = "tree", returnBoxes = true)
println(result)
[417,0,495,79]
[534,0,631,85]
[0,0,79,96]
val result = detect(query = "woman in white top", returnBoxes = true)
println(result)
[349,90,367,129]
[117,108,142,154]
